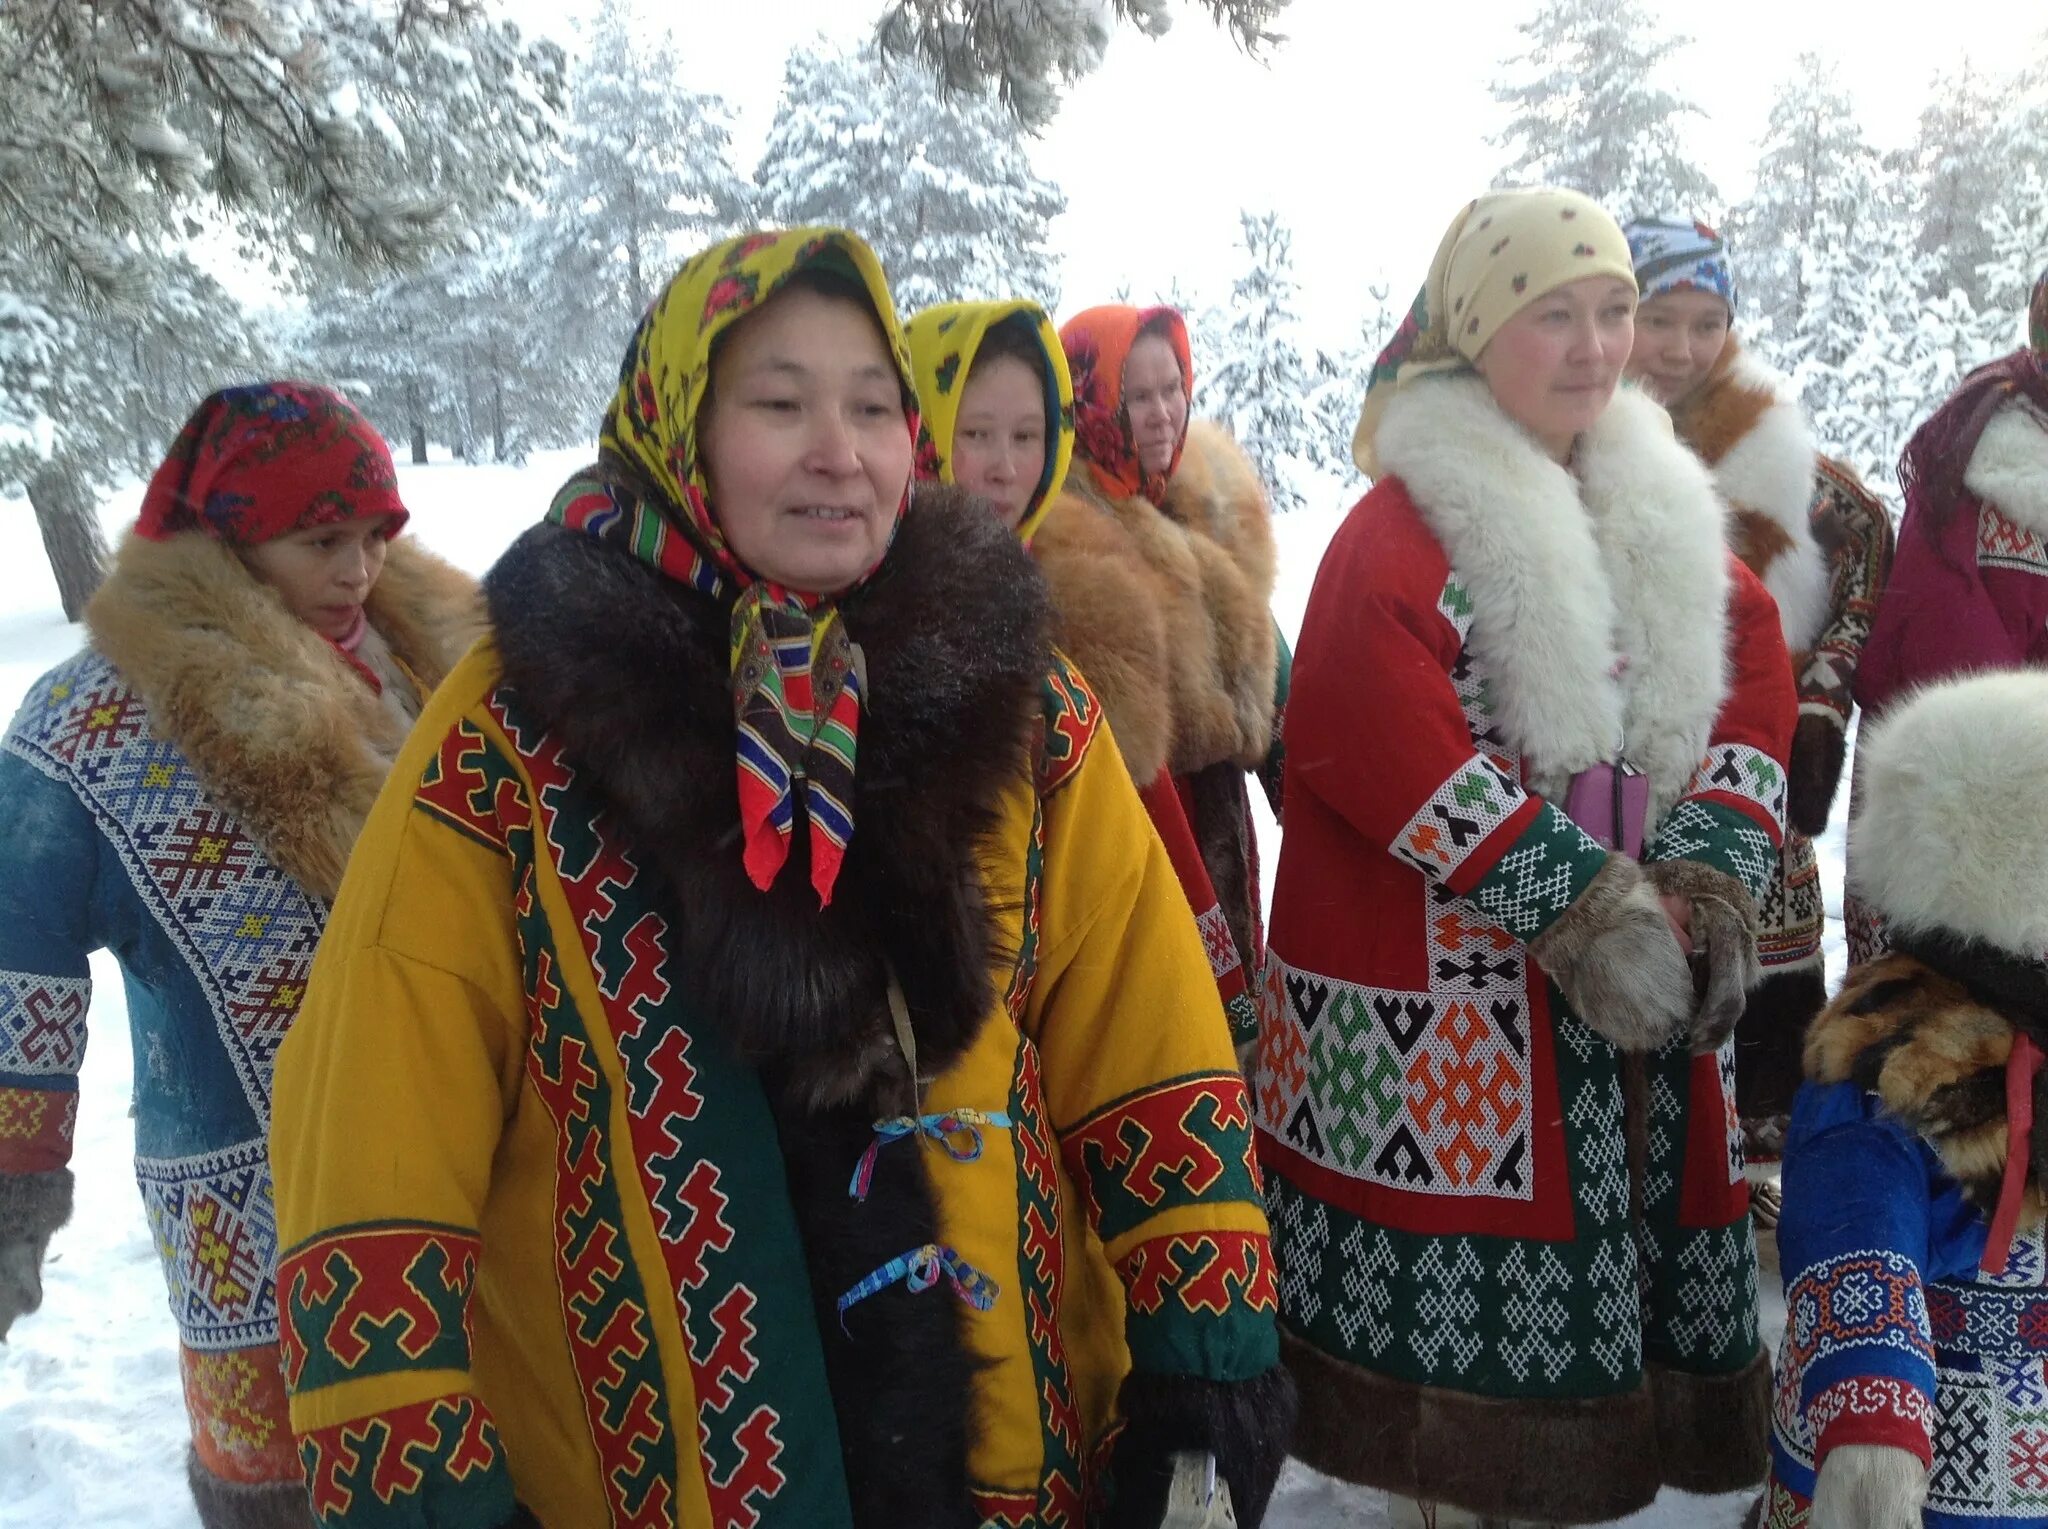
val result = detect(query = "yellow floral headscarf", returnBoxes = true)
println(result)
[1352,187,1637,477]
[904,300,1075,542]
[547,227,918,908]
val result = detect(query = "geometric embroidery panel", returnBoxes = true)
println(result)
[180,1342,300,1483]
[1463,803,1604,943]
[1717,1039,1744,1186]
[4,652,324,1126]
[1979,504,2048,577]
[1926,1355,2048,1518]
[1265,907,1532,1203]
[136,1136,278,1351]
[0,967,90,1077]
[1392,753,1528,882]
[1684,742,1788,835]
[1783,1248,1931,1378]
[1648,799,1778,902]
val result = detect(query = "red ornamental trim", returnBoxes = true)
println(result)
[1116,1231,1280,1318]
[1036,657,1101,797]
[499,693,790,1528]
[413,720,531,853]
[1013,1041,1085,1499]
[301,1393,505,1519]
[276,1224,482,1392]
[1004,793,1046,1025]
[0,1083,77,1173]
[972,1488,1036,1528]
[1060,1074,1256,1225]
[1809,1375,1935,1467]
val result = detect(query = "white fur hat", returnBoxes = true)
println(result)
[1851,668,2048,956]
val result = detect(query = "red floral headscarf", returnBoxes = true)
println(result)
[136,382,408,544]
[1058,305,1193,507]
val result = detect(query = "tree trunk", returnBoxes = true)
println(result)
[25,459,109,623]
[410,421,428,465]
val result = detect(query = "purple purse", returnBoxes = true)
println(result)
[1564,760,1648,857]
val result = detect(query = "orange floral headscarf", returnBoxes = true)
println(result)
[1058,305,1193,507]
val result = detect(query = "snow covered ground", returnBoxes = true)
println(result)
[0,458,1826,1526]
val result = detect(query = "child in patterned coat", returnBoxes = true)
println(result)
[1758,667,2048,1527]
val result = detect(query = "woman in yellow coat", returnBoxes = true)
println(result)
[269,228,1291,1529]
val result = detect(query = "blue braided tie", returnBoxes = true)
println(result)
[847,1109,1013,1200]
[836,1243,1001,1330]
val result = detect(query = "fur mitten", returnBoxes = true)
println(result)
[185,1451,315,1529]
[1688,894,1763,1054]
[1640,860,1764,1054]
[1101,1366,1297,1528]
[0,1168,72,1341]
[1527,856,1691,1052]
[1810,1443,1928,1529]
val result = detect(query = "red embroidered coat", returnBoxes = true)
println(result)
[1256,375,1795,1522]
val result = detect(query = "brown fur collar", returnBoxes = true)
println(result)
[1032,420,1277,782]
[85,533,482,901]
[482,485,1050,1104]
[1806,953,2047,1219]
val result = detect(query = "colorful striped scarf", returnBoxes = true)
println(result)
[546,227,918,907]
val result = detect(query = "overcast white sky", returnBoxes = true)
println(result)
[505,0,2041,341]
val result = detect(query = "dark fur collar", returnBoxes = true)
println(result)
[484,484,1051,1103]
[1807,953,2048,1217]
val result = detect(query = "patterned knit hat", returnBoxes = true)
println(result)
[905,299,1075,541]
[1624,217,1737,317]
[136,382,408,544]
[1058,305,1194,507]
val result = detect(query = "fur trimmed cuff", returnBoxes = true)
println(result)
[1643,859,1763,1054]
[0,1169,73,1340]
[1528,855,1692,1053]
[1102,1366,1298,1528]
[0,1167,74,1242]
[1642,858,1759,924]
[185,1450,312,1529]
[1787,712,1848,837]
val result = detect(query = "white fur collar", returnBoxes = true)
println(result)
[1377,374,1730,817]
[1707,351,1828,651]
[1965,399,2048,537]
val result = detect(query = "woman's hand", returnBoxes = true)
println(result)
[1658,891,1694,955]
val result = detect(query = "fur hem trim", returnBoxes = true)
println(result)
[1965,399,2048,536]
[85,534,481,901]
[185,1449,310,1529]
[0,1167,73,1240]
[1643,857,1758,926]
[1374,375,1730,816]
[1106,1366,1297,1527]
[1281,1328,1662,1521]
[1687,349,1828,652]
[1648,1353,1773,1495]
[1849,669,2048,954]
[1049,421,1278,778]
